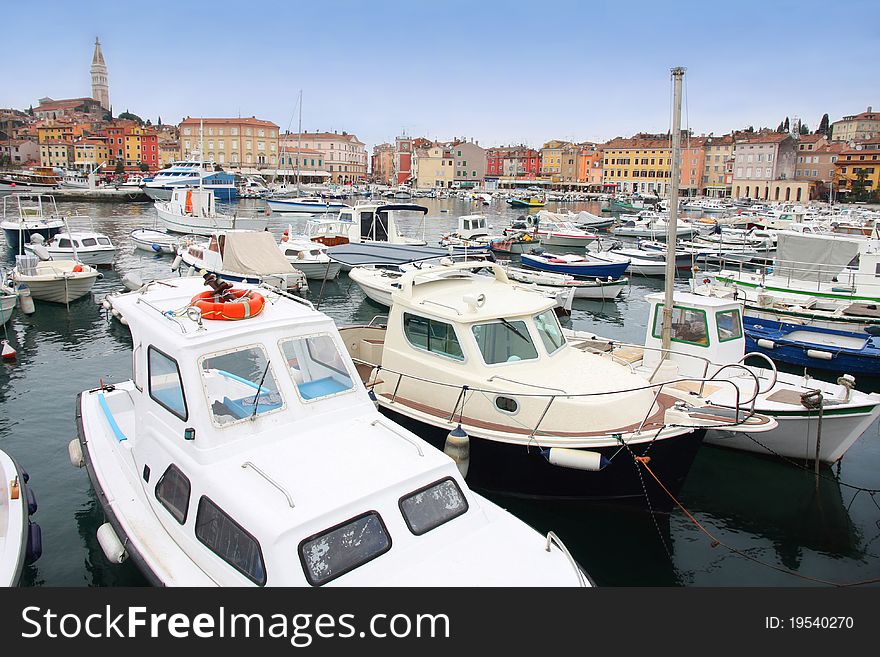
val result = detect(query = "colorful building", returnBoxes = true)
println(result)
[371,142,395,184]
[679,136,706,197]
[602,135,672,195]
[281,130,366,183]
[730,131,809,202]
[577,146,604,185]
[834,138,880,200]
[831,107,880,142]
[702,134,735,197]
[414,144,455,188]
[180,117,280,171]
[73,138,110,168]
[451,139,486,186]
[540,140,570,180]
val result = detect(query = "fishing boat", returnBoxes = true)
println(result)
[393,185,413,199]
[0,449,42,586]
[307,203,428,247]
[349,259,575,315]
[568,292,880,463]
[500,263,628,300]
[70,276,587,586]
[339,260,774,505]
[0,167,59,193]
[742,316,880,376]
[507,196,545,208]
[175,231,308,293]
[266,197,349,214]
[156,187,269,235]
[438,215,498,252]
[506,212,597,248]
[10,255,101,304]
[130,228,180,255]
[487,230,541,254]
[24,224,117,268]
[1,194,65,252]
[278,229,342,280]
[520,251,630,279]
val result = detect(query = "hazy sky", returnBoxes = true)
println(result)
[2,0,878,150]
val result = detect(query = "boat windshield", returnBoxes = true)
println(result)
[534,309,566,354]
[200,345,283,426]
[472,319,538,365]
[279,334,354,401]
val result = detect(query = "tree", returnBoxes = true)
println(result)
[145,119,152,126]
[158,116,162,126]
[138,162,149,172]
[114,161,125,175]
[27,105,33,116]
[849,168,873,201]
[777,121,785,133]
[799,123,810,135]
[118,110,144,125]
[783,117,790,132]
[816,113,830,136]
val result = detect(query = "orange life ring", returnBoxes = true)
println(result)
[190,288,266,320]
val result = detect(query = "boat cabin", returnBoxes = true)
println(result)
[454,214,490,239]
[169,188,216,218]
[314,203,428,246]
[642,292,747,378]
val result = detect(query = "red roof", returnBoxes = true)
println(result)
[180,117,279,129]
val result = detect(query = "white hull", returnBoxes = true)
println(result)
[25,245,116,267]
[14,273,98,303]
[130,229,178,254]
[1,293,14,324]
[286,260,342,280]
[0,449,28,586]
[267,199,347,214]
[539,234,596,248]
[157,206,268,235]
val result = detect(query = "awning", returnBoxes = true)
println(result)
[272,169,331,177]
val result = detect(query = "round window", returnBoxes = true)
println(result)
[495,396,518,413]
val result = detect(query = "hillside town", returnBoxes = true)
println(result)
[1,38,878,203]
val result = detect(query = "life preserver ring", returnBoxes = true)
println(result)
[190,288,265,320]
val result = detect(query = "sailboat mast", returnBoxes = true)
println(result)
[661,66,685,354]
[199,118,204,192]
[296,89,302,194]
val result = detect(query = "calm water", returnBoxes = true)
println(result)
[2,196,878,587]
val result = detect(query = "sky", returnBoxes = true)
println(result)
[2,0,878,151]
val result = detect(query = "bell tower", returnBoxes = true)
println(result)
[90,37,110,111]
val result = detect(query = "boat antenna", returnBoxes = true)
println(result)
[250,359,272,419]
[661,67,685,356]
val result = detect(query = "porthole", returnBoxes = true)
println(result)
[495,396,518,414]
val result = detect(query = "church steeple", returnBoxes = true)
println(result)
[90,37,110,110]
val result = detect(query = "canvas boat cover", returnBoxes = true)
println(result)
[221,231,295,275]
[328,242,493,267]
[773,232,860,283]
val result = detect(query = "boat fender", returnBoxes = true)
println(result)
[444,424,470,478]
[72,264,83,273]
[122,272,144,292]
[101,298,111,310]
[97,522,128,564]
[68,438,85,468]
[756,339,775,350]
[26,485,37,515]
[806,349,833,361]
[25,521,42,565]
[1,339,16,360]
[151,243,162,253]
[17,284,35,315]
[170,254,183,272]
[541,447,610,471]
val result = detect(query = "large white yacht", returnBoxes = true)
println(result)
[143,160,238,201]
[74,277,589,586]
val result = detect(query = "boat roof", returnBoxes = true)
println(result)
[394,261,554,322]
[342,203,428,214]
[646,291,741,310]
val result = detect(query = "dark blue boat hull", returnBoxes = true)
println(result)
[520,254,629,279]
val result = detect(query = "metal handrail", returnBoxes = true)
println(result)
[370,418,424,456]
[546,531,589,588]
[241,461,295,508]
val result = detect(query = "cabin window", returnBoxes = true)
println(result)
[58,238,72,248]
[97,237,111,245]
[148,347,188,420]
[155,464,190,524]
[403,313,464,361]
[399,478,468,536]
[472,319,538,364]
[716,309,743,342]
[534,309,566,354]
[279,334,354,401]
[495,396,519,413]
[81,237,98,247]
[195,496,266,586]
[199,345,282,426]
[651,304,710,347]
[299,511,391,586]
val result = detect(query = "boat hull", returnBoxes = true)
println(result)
[14,273,99,303]
[1,293,15,324]
[538,234,597,248]
[378,405,705,507]
[521,254,629,279]
[145,185,237,202]
[284,260,342,280]
[267,199,347,213]
[157,207,268,235]
[3,226,63,252]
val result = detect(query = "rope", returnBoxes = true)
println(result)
[634,456,880,587]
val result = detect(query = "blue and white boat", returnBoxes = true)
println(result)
[143,160,238,201]
[266,196,349,214]
[520,252,630,280]
[1,194,64,252]
[743,316,880,376]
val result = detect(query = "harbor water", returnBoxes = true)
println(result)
[2,197,878,587]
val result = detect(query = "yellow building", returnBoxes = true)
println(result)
[540,139,570,181]
[834,139,880,199]
[179,117,279,171]
[73,139,110,167]
[602,136,672,195]
[702,135,735,197]
[124,125,144,166]
[831,107,880,142]
[39,142,73,168]
[414,144,455,188]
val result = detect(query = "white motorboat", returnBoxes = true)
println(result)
[156,187,268,235]
[307,203,428,247]
[11,256,100,304]
[130,228,180,254]
[507,211,597,248]
[339,261,775,505]
[569,292,880,463]
[349,260,575,314]
[438,215,498,251]
[1,282,16,325]
[278,229,342,280]
[611,212,700,240]
[143,160,238,201]
[25,229,116,268]
[500,263,628,300]
[393,185,413,199]
[266,197,349,214]
[0,449,41,586]
[175,231,308,293]
[72,276,588,586]
[588,245,669,277]
[1,194,65,253]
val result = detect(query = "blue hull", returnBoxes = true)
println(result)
[4,226,63,252]
[743,317,880,376]
[520,254,629,280]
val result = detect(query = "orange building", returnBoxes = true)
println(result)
[578,147,603,185]
[680,136,706,196]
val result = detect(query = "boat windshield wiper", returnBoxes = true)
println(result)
[499,318,530,342]
[251,360,272,419]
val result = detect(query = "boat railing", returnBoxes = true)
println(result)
[353,356,758,433]
[258,283,315,309]
[545,531,590,588]
[700,255,873,295]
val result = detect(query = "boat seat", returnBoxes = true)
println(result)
[297,377,351,400]
[221,393,283,419]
